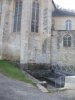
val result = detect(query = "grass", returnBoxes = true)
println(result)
[0,60,36,86]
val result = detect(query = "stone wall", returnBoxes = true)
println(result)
[51,30,75,67]
[1,0,75,69]
[1,0,20,61]
[20,0,52,64]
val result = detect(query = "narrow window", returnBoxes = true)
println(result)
[0,0,2,14]
[31,0,39,32]
[0,0,2,25]
[13,0,22,32]
[63,35,71,47]
[65,20,72,30]
[42,39,47,53]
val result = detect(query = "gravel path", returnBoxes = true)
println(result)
[0,74,75,100]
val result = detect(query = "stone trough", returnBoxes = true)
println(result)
[43,73,65,88]
[45,75,75,89]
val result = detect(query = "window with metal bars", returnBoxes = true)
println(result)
[63,35,71,47]
[13,0,22,32]
[31,0,39,33]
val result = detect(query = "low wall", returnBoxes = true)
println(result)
[64,76,75,89]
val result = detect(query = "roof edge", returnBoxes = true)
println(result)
[52,0,57,9]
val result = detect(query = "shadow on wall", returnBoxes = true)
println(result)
[27,63,50,70]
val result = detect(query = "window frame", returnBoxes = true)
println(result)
[31,0,39,33]
[13,0,22,32]
[63,35,71,47]
[65,20,72,31]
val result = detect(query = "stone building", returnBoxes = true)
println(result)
[52,3,75,68]
[0,0,75,69]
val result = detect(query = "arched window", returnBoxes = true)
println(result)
[13,0,22,32]
[63,35,71,47]
[65,20,72,30]
[31,0,39,32]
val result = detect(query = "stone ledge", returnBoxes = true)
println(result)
[22,70,49,93]
[37,84,48,93]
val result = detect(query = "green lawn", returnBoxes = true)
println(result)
[0,60,36,86]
